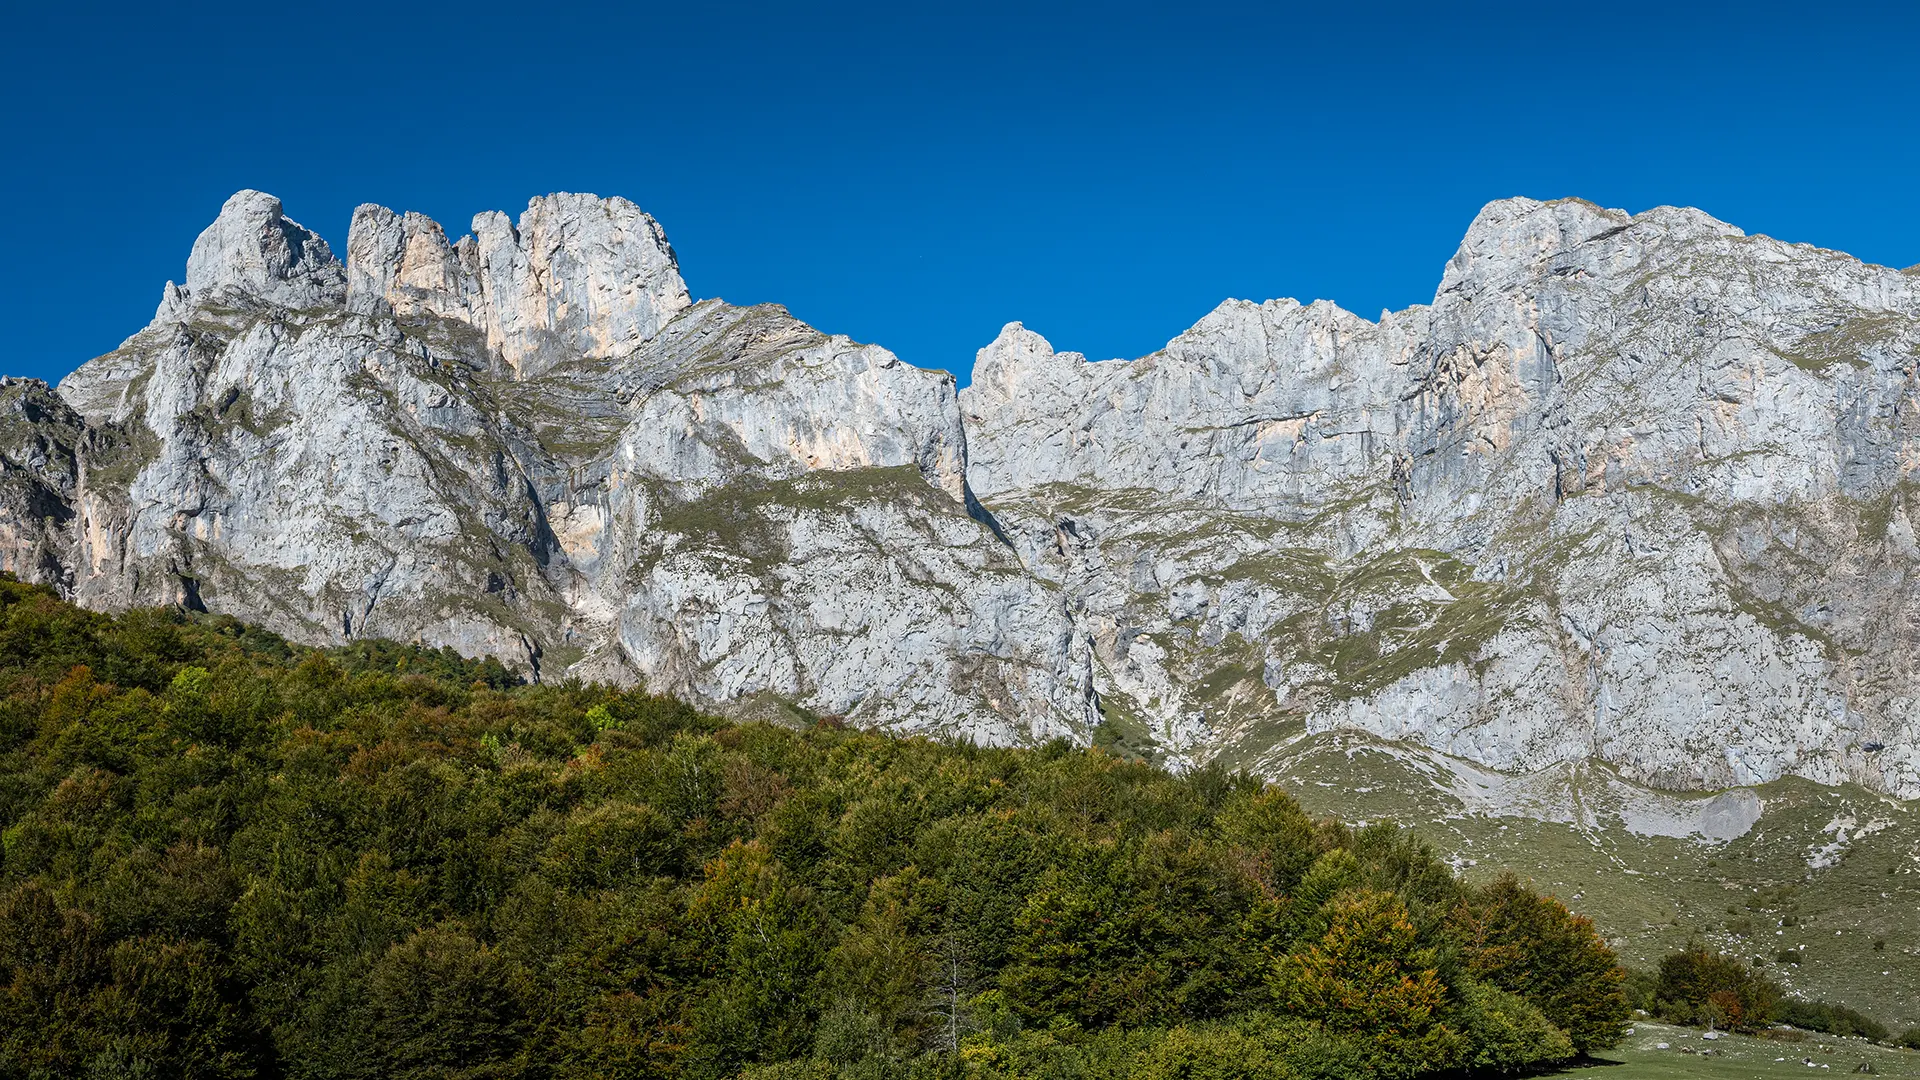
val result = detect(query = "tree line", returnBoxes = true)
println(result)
[0,578,1632,1078]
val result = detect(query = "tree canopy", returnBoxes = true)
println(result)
[0,578,1628,1078]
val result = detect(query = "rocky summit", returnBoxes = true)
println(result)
[4,189,1918,804]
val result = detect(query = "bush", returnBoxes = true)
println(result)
[1127,1024,1288,1080]
[1653,946,1781,1033]
[1273,889,1466,1078]
[1455,981,1577,1072]
[1623,967,1659,1013]
[1774,998,1890,1042]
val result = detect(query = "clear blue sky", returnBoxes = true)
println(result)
[4,1,1916,385]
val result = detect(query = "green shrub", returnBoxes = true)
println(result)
[1273,889,1466,1078]
[1653,946,1781,1032]
[1126,1024,1288,1080]
[1455,981,1577,1072]
[1774,998,1890,1042]
[1623,967,1659,1013]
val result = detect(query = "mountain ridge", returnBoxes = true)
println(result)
[4,188,1917,805]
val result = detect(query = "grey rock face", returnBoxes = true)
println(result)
[961,197,1920,799]
[6,190,1918,803]
[184,190,347,311]
[343,194,692,377]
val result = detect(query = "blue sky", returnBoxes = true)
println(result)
[3,1,1916,385]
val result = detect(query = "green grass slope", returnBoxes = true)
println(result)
[1268,734,1920,1030]
[1583,1022,1919,1078]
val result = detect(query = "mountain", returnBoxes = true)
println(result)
[4,189,1918,806]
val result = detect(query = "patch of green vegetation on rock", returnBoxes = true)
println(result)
[718,688,832,728]
[982,482,1197,519]
[1203,708,1312,776]
[1090,686,1158,763]
[182,385,288,442]
[483,372,629,461]
[1271,548,1532,702]
[1194,658,1259,702]
[1836,479,1920,549]
[1719,579,1849,660]
[82,418,163,491]
[1778,313,1906,374]
[653,466,954,544]
[1210,547,1333,594]
[1303,479,1396,529]
[626,464,981,591]
[393,310,494,360]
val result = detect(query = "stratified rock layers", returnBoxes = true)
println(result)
[6,190,1917,797]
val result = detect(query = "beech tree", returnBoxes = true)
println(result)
[1272,888,1465,1078]
[1449,875,1630,1052]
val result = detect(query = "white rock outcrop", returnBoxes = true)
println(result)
[184,190,348,311]
[344,194,692,376]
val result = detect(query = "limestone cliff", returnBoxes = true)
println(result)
[6,189,1917,803]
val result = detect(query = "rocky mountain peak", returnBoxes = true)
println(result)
[344,191,693,377]
[1435,196,1770,306]
[1436,196,1628,298]
[344,204,470,321]
[183,190,348,311]
[967,322,1084,406]
[474,192,692,376]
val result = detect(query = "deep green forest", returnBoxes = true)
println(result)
[0,578,1630,1079]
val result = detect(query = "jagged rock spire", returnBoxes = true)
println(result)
[184,190,348,310]
[345,193,692,377]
